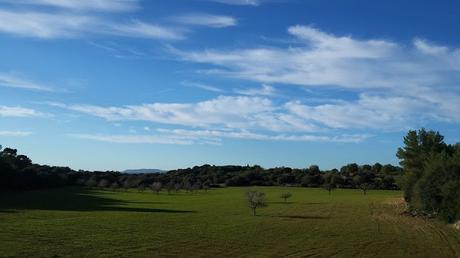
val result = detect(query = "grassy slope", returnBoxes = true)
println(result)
[0,187,459,257]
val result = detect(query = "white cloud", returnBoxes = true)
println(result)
[0,10,96,39]
[0,9,184,40]
[169,25,460,130]
[182,81,224,93]
[157,128,368,143]
[172,13,237,28]
[5,0,139,12]
[0,131,32,137]
[206,0,261,5]
[234,84,276,96]
[413,38,449,55]
[51,96,319,132]
[69,128,368,146]
[69,133,193,145]
[0,106,44,117]
[173,25,460,91]
[0,73,53,91]
[112,20,184,40]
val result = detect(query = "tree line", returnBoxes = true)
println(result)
[0,146,401,192]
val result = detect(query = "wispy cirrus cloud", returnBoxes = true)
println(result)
[181,81,224,93]
[3,0,140,12]
[173,25,460,90]
[0,73,53,91]
[172,13,237,28]
[0,131,32,137]
[205,0,261,6]
[234,84,276,96]
[0,9,184,40]
[0,106,44,118]
[68,128,368,146]
[69,133,193,145]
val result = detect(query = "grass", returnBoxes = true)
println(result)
[0,187,459,257]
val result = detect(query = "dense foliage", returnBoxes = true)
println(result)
[0,145,401,192]
[397,129,460,222]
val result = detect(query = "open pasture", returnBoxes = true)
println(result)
[1,187,459,257]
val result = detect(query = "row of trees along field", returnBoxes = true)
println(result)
[0,146,401,191]
[397,129,460,223]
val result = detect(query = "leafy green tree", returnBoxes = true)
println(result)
[396,129,446,202]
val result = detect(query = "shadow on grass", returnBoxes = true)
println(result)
[274,215,330,220]
[0,187,195,214]
[300,202,326,205]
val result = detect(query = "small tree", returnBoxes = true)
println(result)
[245,190,267,216]
[359,183,370,195]
[98,179,110,188]
[110,182,119,190]
[122,181,130,191]
[166,182,174,195]
[203,182,210,192]
[174,183,182,193]
[280,192,292,202]
[137,184,145,192]
[151,182,162,194]
[323,183,336,195]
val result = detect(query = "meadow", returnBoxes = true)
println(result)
[0,187,459,257]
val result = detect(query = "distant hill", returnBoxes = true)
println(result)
[122,169,166,174]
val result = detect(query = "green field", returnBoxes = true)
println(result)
[1,187,459,257]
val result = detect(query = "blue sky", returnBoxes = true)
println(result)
[0,0,459,171]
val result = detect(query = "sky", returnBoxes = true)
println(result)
[0,0,459,171]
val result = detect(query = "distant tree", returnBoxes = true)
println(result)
[85,176,98,188]
[122,181,130,191]
[174,183,182,193]
[192,182,201,192]
[184,181,192,192]
[166,182,174,194]
[245,190,267,216]
[151,182,162,194]
[359,183,370,195]
[98,179,110,188]
[110,182,120,190]
[280,192,292,202]
[308,165,320,174]
[137,184,145,192]
[203,181,210,192]
[323,183,336,195]
[323,173,338,195]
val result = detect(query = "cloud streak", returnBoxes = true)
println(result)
[4,0,140,12]
[0,73,53,91]
[172,13,237,28]
[0,9,184,40]
[0,131,32,137]
[0,106,44,118]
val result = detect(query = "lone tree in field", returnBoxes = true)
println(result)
[323,183,336,195]
[359,183,370,195]
[151,182,162,194]
[323,173,338,195]
[137,184,145,192]
[245,190,267,216]
[280,192,292,202]
[166,182,174,194]
[174,183,182,192]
